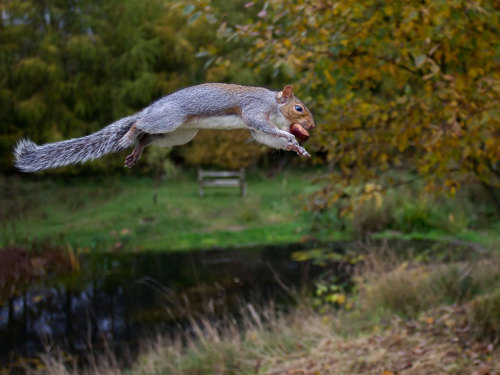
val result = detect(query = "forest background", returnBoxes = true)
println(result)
[1,0,498,198]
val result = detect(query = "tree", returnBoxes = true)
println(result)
[238,0,500,212]
[0,0,222,173]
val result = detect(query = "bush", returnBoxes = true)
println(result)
[395,201,439,233]
[361,256,500,318]
[363,264,433,317]
[469,288,500,340]
[350,184,474,236]
[352,198,394,236]
[429,264,479,304]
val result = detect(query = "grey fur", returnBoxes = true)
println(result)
[14,115,136,172]
[134,84,282,134]
[14,83,311,172]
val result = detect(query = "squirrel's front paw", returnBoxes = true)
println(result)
[287,142,311,158]
[296,146,311,158]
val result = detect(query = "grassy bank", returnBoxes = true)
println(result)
[1,170,499,252]
[1,169,329,251]
[33,245,500,375]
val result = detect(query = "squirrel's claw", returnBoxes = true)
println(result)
[124,154,136,168]
[287,141,310,158]
[125,147,142,168]
[295,146,311,158]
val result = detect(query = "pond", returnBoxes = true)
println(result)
[0,242,348,371]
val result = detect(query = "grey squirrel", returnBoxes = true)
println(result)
[14,83,315,172]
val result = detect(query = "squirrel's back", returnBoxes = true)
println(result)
[144,83,277,117]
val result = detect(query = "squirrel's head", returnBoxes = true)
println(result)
[276,85,315,131]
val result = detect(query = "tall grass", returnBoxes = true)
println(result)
[31,303,329,375]
[358,246,500,317]
[27,245,500,375]
[470,288,500,340]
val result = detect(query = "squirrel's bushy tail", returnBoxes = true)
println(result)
[14,116,137,172]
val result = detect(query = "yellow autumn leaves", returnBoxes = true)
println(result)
[241,0,500,205]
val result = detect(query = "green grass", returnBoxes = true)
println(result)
[1,169,342,251]
[1,169,498,252]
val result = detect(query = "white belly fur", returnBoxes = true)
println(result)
[152,128,198,147]
[182,115,248,130]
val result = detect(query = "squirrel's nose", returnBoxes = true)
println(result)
[304,122,315,130]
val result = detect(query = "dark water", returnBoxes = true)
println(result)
[0,243,342,369]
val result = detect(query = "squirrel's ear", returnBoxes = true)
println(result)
[282,85,293,99]
[277,85,293,104]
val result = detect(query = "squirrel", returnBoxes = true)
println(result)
[14,83,315,172]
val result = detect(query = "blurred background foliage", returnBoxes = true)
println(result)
[181,129,267,169]
[1,0,499,209]
[0,0,271,173]
[237,0,500,213]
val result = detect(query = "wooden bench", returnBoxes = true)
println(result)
[198,168,247,197]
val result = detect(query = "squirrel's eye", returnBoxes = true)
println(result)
[295,105,303,112]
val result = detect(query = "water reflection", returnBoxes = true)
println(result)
[0,243,330,368]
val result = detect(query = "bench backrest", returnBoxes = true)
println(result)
[198,168,246,197]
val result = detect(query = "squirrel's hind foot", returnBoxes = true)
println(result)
[124,133,152,168]
[125,146,143,168]
[124,153,138,168]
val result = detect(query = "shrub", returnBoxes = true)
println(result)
[361,256,500,318]
[363,264,433,317]
[469,288,500,340]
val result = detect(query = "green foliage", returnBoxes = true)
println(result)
[238,0,500,209]
[0,0,290,173]
[292,248,364,310]
[304,178,497,244]
[0,0,226,172]
[396,202,438,233]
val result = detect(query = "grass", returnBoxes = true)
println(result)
[28,245,500,375]
[359,248,500,317]
[0,169,335,252]
[470,289,500,340]
[1,169,498,252]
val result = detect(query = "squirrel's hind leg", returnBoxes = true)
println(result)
[125,133,152,168]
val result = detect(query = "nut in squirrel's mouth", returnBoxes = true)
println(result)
[290,123,310,142]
